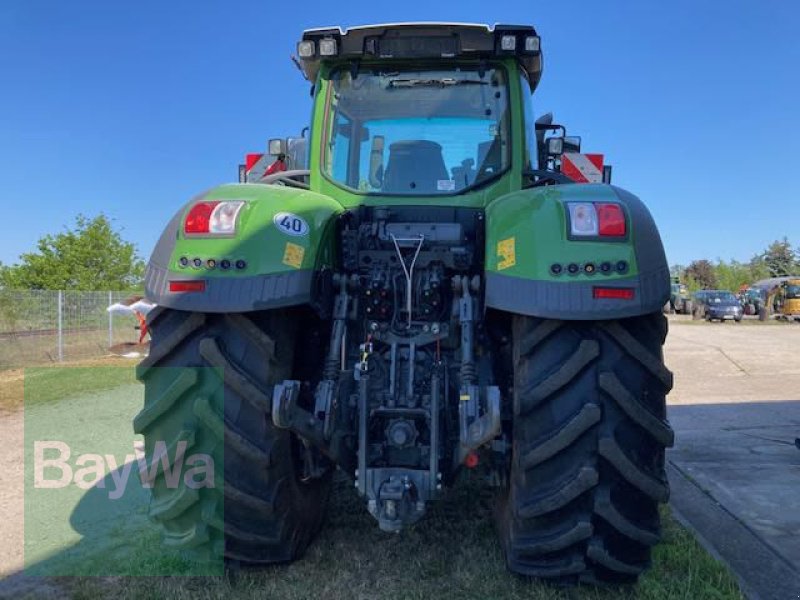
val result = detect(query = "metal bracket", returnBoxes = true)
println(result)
[390,233,425,326]
[272,379,327,448]
[457,385,501,464]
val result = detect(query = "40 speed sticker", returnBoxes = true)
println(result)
[273,212,309,237]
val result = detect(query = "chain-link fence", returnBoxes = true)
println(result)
[0,290,145,368]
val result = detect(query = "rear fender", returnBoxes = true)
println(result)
[484,183,669,320]
[145,183,343,312]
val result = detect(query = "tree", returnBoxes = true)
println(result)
[758,238,798,277]
[714,259,751,292]
[685,259,717,289]
[748,254,771,282]
[0,214,145,291]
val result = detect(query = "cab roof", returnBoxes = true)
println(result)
[298,22,543,91]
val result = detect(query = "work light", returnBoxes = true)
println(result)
[297,40,315,58]
[319,38,338,56]
[524,36,540,53]
[500,35,516,51]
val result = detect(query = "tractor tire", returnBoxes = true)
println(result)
[497,313,674,584]
[134,307,330,565]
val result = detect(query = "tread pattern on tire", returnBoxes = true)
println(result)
[499,312,674,584]
[135,309,330,565]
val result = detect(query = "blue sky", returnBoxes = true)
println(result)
[1,0,798,268]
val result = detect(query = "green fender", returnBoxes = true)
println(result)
[145,183,343,312]
[484,183,669,319]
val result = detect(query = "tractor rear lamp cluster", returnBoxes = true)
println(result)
[184,201,244,236]
[566,202,626,238]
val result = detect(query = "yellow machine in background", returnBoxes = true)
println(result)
[776,278,800,320]
[750,276,800,320]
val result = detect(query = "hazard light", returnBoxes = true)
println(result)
[593,287,635,300]
[566,202,626,238]
[169,280,206,293]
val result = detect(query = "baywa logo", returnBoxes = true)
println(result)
[33,440,215,500]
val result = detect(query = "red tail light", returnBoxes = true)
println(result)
[169,280,206,293]
[184,202,220,234]
[593,287,635,300]
[596,203,626,236]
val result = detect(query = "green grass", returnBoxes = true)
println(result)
[0,359,138,413]
[55,476,743,600]
[23,365,137,407]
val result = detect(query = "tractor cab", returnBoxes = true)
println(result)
[291,23,610,200]
[295,23,542,204]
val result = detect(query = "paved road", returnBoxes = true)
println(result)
[665,318,800,600]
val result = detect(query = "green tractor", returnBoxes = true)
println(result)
[136,23,674,584]
[669,280,693,315]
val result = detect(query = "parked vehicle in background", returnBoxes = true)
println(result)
[775,279,800,321]
[694,290,743,322]
[749,276,800,321]
[739,287,764,315]
[670,280,693,314]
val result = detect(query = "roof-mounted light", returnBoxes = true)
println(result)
[499,34,517,52]
[524,35,541,54]
[297,40,315,58]
[296,24,544,92]
[318,38,338,56]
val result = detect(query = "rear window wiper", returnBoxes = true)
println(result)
[387,78,489,88]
